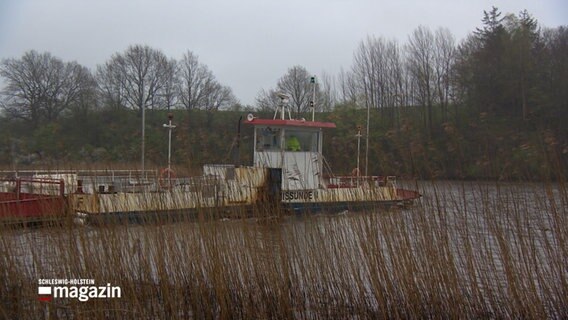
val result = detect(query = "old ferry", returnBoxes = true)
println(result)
[66,94,420,220]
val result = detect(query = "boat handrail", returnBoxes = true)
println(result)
[0,177,65,197]
[327,175,396,189]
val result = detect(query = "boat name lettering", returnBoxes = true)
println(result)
[282,190,317,201]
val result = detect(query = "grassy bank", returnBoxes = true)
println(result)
[0,180,566,318]
[2,107,567,181]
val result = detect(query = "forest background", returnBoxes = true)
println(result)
[0,8,566,180]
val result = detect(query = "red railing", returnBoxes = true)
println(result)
[0,178,67,220]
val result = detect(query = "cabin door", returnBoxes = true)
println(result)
[268,168,282,203]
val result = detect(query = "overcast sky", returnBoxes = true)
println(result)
[0,0,566,106]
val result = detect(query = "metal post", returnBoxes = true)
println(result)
[276,93,289,120]
[10,138,17,174]
[365,100,370,176]
[59,179,65,197]
[356,126,362,187]
[163,113,176,183]
[16,178,21,200]
[141,105,145,172]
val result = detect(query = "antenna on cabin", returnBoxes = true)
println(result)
[310,76,316,122]
[274,92,292,120]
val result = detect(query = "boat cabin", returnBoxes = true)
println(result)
[244,117,335,191]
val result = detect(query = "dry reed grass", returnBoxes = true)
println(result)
[0,180,566,319]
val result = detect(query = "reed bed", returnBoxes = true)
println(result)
[0,180,566,319]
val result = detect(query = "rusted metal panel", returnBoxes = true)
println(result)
[280,186,398,204]
[69,168,270,215]
[396,188,421,200]
[0,178,67,220]
[0,195,66,218]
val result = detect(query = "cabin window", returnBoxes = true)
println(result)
[256,127,281,151]
[285,130,318,152]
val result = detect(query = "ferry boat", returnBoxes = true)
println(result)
[64,94,420,221]
[1,94,420,222]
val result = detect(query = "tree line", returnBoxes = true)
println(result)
[0,45,237,128]
[0,7,566,179]
[333,8,566,135]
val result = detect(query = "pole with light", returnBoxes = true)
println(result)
[310,76,316,121]
[163,113,176,182]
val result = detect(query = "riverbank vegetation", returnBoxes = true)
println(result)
[0,106,565,181]
[0,180,566,318]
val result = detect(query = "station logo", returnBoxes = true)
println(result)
[37,279,121,302]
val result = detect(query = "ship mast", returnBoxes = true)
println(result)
[274,92,292,120]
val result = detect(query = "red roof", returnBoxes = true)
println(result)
[243,118,336,129]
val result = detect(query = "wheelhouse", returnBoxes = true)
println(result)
[244,118,336,191]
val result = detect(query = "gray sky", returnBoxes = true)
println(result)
[1,0,566,106]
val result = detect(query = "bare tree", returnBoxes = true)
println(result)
[178,51,237,111]
[96,44,176,170]
[97,44,174,111]
[203,84,236,111]
[276,66,314,115]
[159,58,178,111]
[0,50,95,126]
[353,36,404,111]
[353,37,378,110]
[337,67,358,105]
[433,27,456,121]
[406,26,436,135]
[96,59,126,109]
[255,88,280,112]
[319,71,336,111]
[256,66,322,115]
[178,51,210,110]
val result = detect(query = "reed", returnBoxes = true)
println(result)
[0,180,566,319]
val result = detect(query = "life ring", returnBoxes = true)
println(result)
[351,167,360,177]
[158,168,176,189]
